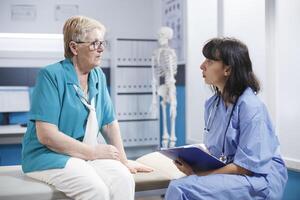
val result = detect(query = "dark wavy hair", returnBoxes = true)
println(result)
[202,37,260,103]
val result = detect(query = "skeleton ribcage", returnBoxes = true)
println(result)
[154,49,177,84]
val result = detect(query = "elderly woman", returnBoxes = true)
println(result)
[22,16,151,200]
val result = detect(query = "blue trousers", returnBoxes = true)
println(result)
[165,174,269,200]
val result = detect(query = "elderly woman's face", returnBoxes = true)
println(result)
[76,29,105,69]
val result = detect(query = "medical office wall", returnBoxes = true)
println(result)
[0,0,187,160]
[0,0,162,71]
[186,0,300,171]
[0,0,163,157]
[0,0,161,38]
[185,1,300,198]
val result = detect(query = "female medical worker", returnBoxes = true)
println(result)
[22,16,152,200]
[165,38,288,200]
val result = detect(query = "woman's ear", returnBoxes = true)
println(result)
[224,65,231,77]
[69,41,78,56]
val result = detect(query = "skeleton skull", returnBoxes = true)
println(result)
[158,26,173,46]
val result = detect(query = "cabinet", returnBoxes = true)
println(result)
[111,38,160,158]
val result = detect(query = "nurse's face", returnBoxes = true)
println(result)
[76,29,105,70]
[200,58,228,89]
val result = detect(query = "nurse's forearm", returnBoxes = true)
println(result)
[102,121,128,163]
[196,163,253,176]
[36,121,95,160]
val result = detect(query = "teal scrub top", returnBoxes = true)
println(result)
[22,58,116,173]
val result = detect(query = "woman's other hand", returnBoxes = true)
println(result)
[124,160,154,174]
[93,144,120,160]
[174,158,194,176]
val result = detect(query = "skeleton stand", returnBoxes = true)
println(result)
[151,28,178,148]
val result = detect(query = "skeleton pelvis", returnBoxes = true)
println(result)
[157,84,176,103]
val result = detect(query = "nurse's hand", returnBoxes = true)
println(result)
[174,158,194,176]
[124,160,154,174]
[93,144,120,160]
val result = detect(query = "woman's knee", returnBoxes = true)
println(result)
[84,180,110,200]
[63,159,110,200]
[67,173,110,200]
[116,165,135,188]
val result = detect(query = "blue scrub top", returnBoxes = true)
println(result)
[22,58,116,173]
[204,87,287,198]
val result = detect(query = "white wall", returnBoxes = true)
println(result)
[186,0,267,143]
[223,0,267,103]
[185,0,300,170]
[186,0,218,143]
[0,0,161,38]
[0,0,161,68]
[275,0,300,170]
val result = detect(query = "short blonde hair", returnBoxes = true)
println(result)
[63,15,106,58]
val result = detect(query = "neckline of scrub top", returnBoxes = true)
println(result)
[220,97,234,114]
[62,58,100,101]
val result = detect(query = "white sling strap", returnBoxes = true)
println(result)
[73,85,105,147]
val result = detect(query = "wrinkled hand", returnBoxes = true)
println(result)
[174,158,194,176]
[124,160,154,174]
[93,144,120,161]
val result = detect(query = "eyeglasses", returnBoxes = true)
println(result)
[75,40,107,50]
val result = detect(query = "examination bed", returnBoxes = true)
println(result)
[0,152,184,199]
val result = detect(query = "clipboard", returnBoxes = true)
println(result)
[158,144,226,171]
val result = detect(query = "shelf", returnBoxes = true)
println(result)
[0,125,26,135]
[0,125,26,144]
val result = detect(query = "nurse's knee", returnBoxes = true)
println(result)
[167,177,197,195]
[169,179,180,186]
[167,179,185,193]
[165,179,188,200]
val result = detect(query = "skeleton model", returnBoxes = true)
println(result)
[151,27,177,148]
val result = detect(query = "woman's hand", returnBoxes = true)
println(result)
[174,158,195,176]
[123,160,154,174]
[93,144,120,160]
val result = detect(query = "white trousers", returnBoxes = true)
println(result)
[26,157,135,200]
